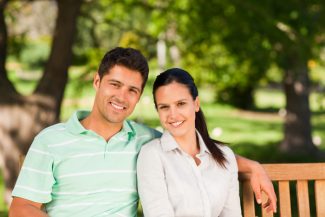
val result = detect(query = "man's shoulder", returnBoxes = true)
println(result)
[126,120,162,138]
[34,122,68,140]
[27,122,72,156]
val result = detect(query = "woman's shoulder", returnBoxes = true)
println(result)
[217,144,237,169]
[140,137,162,153]
[137,138,165,169]
[218,144,235,157]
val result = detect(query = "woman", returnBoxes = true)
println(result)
[137,68,242,217]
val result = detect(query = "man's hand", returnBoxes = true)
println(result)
[250,162,277,213]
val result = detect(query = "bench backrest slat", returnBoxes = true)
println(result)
[240,163,325,217]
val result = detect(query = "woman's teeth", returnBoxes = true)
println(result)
[171,121,183,127]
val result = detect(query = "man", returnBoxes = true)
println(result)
[9,47,276,216]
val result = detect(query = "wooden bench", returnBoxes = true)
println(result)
[239,163,325,217]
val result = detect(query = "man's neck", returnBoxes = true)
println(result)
[80,112,123,141]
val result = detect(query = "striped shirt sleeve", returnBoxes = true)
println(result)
[12,135,55,203]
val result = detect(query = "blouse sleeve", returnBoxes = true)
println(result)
[219,146,242,217]
[137,141,175,217]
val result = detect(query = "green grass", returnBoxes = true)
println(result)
[0,211,7,217]
[0,173,7,217]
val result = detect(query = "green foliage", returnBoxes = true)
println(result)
[7,34,51,71]
[72,0,275,109]
[19,39,50,70]
[177,0,325,108]
[6,67,39,94]
[73,0,163,65]
[7,34,27,60]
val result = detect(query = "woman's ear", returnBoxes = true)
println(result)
[195,96,200,112]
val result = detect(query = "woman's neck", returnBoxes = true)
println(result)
[174,130,200,157]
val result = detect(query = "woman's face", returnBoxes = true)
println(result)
[155,81,200,139]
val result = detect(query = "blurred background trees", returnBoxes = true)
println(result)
[0,0,325,210]
[186,0,325,155]
[0,0,83,204]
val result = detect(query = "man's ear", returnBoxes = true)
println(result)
[93,72,100,91]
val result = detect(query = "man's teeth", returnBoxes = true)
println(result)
[171,121,183,127]
[111,102,125,110]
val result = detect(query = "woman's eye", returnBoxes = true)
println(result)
[158,106,168,110]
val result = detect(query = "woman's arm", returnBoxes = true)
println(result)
[235,155,277,213]
[137,144,175,217]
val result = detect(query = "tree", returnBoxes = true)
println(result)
[0,0,83,204]
[187,0,325,156]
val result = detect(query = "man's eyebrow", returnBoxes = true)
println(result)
[107,79,122,84]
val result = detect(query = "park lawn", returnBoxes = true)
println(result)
[0,173,7,217]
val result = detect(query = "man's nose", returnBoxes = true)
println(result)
[115,87,128,102]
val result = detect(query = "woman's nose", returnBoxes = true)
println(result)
[168,106,178,118]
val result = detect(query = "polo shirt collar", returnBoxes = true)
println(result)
[160,129,211,154]
[66,110,90,134]
[121,120,136,137]
[66,110,136,137]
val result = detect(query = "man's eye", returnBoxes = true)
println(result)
[130,89,138,94]
[110,83,119,87]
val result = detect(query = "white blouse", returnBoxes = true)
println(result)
[137,130,242,217]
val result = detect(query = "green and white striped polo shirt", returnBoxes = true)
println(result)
[12,110,161,217]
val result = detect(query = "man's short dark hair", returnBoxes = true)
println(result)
[98,47,149,90]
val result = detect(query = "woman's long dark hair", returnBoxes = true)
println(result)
[153,68,227,167]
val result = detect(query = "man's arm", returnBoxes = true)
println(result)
[9,197,48,217]
[235,155,277,213]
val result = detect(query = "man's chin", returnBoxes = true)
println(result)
[106,115,128,124]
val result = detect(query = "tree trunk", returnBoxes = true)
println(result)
[0,0,16,96]
[0,0,83,205]
[35,0,83,117]
[280,56,319,156]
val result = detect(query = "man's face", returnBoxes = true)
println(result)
[93,65,143,125]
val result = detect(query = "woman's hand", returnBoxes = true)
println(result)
[236,155,277,213]
[249,162,277,213]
